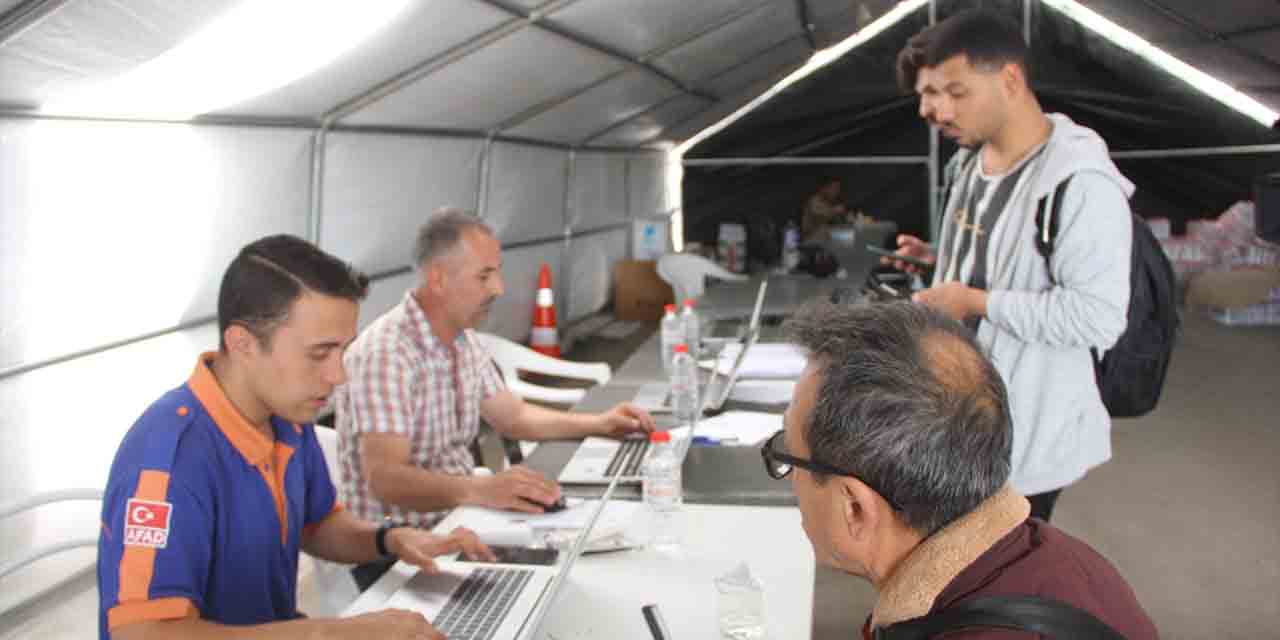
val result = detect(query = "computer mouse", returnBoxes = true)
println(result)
[542,496,568,513]
[522,494,568,514]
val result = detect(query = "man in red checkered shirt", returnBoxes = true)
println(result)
[335,208,656,589]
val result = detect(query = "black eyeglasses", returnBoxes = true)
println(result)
[760,430,902,511]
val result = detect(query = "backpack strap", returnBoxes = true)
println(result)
[872,595,1129,640]
[1033,176,1073,286]
[1033,174,1108,367]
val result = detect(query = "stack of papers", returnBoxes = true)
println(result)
[717,342,807,379]
[459,500,644,550]
[693,411,782,447]
[727,379,796,405]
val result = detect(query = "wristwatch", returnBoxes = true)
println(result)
[375,519,402,558]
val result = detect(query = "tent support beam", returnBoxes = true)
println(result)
[580,93,706,146]
[1137,0,1280,77]
[559,150,577,335]
[476,0,716,104]
[494,69,632,134]
[684,156,928,167]
[1023,0,1032,45]
[0,0,74,47]
[1111,144,1280,159]
[644,36,811,146]
[496,0,777,136]
[318,0,583,126]
[307,129,326,244]
[928,0,941,243]
[796,0,818,50]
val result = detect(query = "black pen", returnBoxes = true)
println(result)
[641,603,673,640]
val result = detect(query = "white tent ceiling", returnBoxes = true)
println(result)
[0,0,895,149]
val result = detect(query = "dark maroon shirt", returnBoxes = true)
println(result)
[865,519,1159,639]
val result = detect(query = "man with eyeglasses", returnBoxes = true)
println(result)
[764,301,1155,639]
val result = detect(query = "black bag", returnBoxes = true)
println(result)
[873,595,1127,640]
[1034,178,1180,419]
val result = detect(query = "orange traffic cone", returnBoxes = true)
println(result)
[530,263,560,357]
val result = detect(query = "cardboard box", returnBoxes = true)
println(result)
[613,260,673,321]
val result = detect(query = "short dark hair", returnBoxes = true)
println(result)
[784,300,1012,536]
[217,235,370,350]
[896,9,1029,93]
[413,207,494,268]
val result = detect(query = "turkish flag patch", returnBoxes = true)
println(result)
[124,499,172,549]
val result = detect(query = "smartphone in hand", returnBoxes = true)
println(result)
[865,244,932,270]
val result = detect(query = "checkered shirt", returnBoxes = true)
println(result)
[335,291,504,528]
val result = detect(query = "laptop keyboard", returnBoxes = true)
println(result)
[604,438,650,478]
[433,567,534,640]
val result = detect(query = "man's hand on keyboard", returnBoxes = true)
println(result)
[340,608,444,639]
[469,466,562,514]
[387,526,497,574]
[596,402,657,438]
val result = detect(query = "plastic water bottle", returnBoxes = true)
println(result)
[680,299,701,361]
[642,429,683,550]
[669,343,699,429]
[783,219,800,272]
[659,304,681,376]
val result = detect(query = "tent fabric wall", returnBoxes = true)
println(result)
[0,119,312,373]
[566,228,627,323]
[321,132,485,274]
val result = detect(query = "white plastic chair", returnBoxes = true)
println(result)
[476,333,611,406]
[656,253,749,304]
[303,426,361,616]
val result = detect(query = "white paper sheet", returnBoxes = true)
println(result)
[692,411,782,446]
[717,342,807,379]
[727,379,796,405]
[459,498,647,550]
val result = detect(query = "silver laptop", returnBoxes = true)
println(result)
[563,329,758,486]
[370,470,624,640]
[705,279,769,342]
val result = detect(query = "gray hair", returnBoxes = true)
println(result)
[784,300,1012,536]
[413,207,494,268]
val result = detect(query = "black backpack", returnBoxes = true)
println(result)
[1034,177,1180,418]
[873,595,1127,640]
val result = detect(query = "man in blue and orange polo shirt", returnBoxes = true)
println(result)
[98,235,493,640]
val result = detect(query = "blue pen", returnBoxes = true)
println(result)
[692,436,738,446]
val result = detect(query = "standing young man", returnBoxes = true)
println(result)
[889,10,1132,521]
[98,235,492,640]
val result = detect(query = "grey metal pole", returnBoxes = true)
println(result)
[477,134,496,219]
[559,149,577,344]
[307,128,327,244]
[928,0,940,244]
[1024,0,1032,45]
[682,156,929,167]
[0,0,74,47]
[1111,144,1280,159]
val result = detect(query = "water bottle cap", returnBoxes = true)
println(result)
[683,299,696,308]
[649,430,671,443]
[672,344,688,353]
[664,304,676,313]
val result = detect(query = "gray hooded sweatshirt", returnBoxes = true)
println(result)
[934,113,1133,495]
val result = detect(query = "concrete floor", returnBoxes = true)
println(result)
[3,311,1276,638]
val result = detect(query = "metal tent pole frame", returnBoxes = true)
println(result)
[1111,144,1280,159]
[683,156,928,167]
[928,0,940,244]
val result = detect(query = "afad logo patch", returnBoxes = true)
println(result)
[124,499,172,549]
